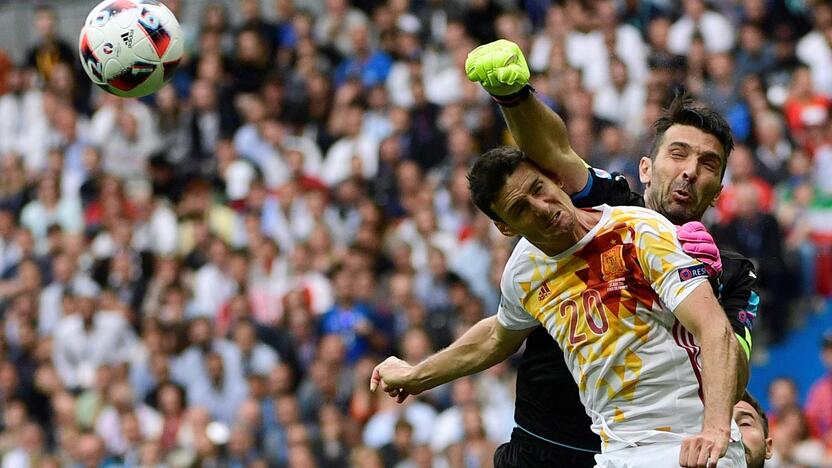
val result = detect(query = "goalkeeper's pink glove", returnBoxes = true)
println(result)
[676,221,722,278]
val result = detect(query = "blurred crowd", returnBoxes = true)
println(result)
[0,0,830,466]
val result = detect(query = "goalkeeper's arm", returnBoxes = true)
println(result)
[465,40,589,195]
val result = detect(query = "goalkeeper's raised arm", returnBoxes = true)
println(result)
[465,39,590,195]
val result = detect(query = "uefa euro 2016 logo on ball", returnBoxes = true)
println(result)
[79,0,184,98]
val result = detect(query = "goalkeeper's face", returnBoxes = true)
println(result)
[640,125,725,225]
[491,162,576,244]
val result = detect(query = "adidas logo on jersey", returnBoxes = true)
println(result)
[121,30,134,48]
[538,282,552,301]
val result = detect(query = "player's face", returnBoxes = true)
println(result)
[733,401,773,468]
[491,162,576,244]
[640,125,725,225]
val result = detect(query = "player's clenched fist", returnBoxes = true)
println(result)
[679,427,730,468]
[676,221,723,278]
[369,356,423,404]
[465,39,530,96]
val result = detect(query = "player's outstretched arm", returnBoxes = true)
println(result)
[674,282,740,468]
[370,316,532,402]
[465,39,589,194]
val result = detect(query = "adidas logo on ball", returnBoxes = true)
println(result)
[120,30,133,48]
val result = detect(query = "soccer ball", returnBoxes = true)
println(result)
[79,0,184,98]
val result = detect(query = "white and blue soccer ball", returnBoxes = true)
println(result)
[79,0,184,98]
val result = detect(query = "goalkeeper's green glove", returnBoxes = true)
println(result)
[465,39,531,101]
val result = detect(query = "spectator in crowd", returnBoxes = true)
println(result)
[768,377,801,435]
[52,277,137,391]
[25,6,75,84]
[805,332,832,451]
[714,181,792,343]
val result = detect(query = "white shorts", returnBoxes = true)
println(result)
[593,437,747,468]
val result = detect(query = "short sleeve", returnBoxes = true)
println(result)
[632,212,709,313]
[496,262,539,330]
[570,166,645,209]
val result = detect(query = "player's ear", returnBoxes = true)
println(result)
[765,436,773,459]
[494,220,517,237]
[638,156,653,186]
[709,184,723,207]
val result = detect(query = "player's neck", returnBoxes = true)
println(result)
[534,209,603,257]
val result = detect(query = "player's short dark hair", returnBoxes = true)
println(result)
[649,92,734,178]
[468,146,528,222]
[741,391,770,437]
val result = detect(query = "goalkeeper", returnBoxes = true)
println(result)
[465,40,757,467]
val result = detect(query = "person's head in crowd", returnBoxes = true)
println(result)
[196,51,225,83]
[451,377,477,407]
[15,316,37,354]
[191,79,218,112]
[706,52,735,85]
[71,277,100,325]
[227,248,250,286]
[428,246,448,280]
[351,445,384,468]
[331,263,355,306]
[51,391,76,428]
[236,26,269,67]
[239,0,262,23]
[0,361,20,398]
[387,271,413,310]
[2,399,27,433]
[734,181,761,221]
[734,392,773,468]
[236,398,262,430]
[401,327,432,363]
[739,22,766,55]
[318,334,347,368]
[33,5,59,42]
[120,411,144,449]
[188,317,214,351]
[139,440,164,466]
[393,417,414,452]
[754,112,785,150]
[771,404,815,456]
[92,363,114,394]
[351,267,377,304]
[16,422,45,456]
[157,382,185,417]
[287,443,318,468]
[227,424,256,459]
[200,2,228,33]
[681,0,707,20]
[232,320,258,356]
[268,363,295,397]
[205,352,226,387]
[768,377,799,417]
[76,432,107,468]
[275,394,301,427]
[247,374,267,400]
[462,403,488,441]
[108,381,138,414]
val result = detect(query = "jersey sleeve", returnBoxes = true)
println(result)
[570,167,646,209]
[716,251,759,358]
[496,261,539,330]
[632,211,710,313]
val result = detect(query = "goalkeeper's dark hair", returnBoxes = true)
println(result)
[649,92,734,178]
[468,146,528,222]
[740,391,770,438]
